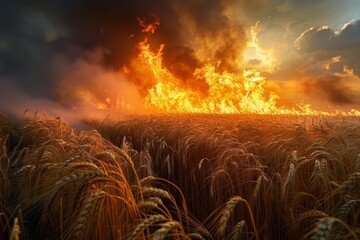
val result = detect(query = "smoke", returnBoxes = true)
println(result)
[54,48,143,111]
[171,0,247,72]
[0,79,84,122]
[0,0,248,118]
[303,75,359,106]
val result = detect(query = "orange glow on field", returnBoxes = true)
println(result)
[136,20,360,116]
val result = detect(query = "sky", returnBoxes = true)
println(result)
[1,0,360,116]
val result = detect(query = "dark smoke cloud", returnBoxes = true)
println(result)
[304,75,359,105]
[173,0,246,72]
[163,45,202,85]
[0,1,178,95]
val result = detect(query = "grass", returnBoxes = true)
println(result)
[0,113,360,239]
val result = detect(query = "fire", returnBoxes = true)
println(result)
[137,16,160,34]
[139,38,282,114]
[136,20,360,116]
[85,18,360,116]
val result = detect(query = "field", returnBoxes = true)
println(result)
[1,113,360,239]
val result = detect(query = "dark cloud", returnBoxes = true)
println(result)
[295,20,360,77]
[304,75,359,105]
[295,27,335,53]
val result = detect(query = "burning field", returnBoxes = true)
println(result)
[1,1,360,239]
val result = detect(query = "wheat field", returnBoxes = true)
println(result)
[0,113,360,239]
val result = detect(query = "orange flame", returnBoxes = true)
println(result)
[137,20,360,116]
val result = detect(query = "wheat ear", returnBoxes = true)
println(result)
[55,170,106,187]
[152,221,181,240]
[128,214,167,240]
[72,190,101,237]
[9,217,20,240]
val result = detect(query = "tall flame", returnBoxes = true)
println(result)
[137,20,360,116]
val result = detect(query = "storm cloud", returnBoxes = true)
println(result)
[295,20,360,77]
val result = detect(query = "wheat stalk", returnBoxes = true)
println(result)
[187,233,206,240]
[233,220,246,240]
[303,216,360,240]
[340,172,360,195]
[252,175,263,199]
[152,221,181,240]
[55,170,106,187]
[9,217,20,240]
[128,214,167,240]
[142,187,171,200]
[216,196,245,238]
[320,159,327,174]
[303,217,334,240]
[95,150,116,163]
[138,201,159,210]
[282,163,296,200]
[217,197,240,237]
[92,192,106,222]
[139,176,156,186]
[336,200,359,222]
[66,162,100,170]
[15,164,36,175]
[72,190,101,238]
[313,160,322,175]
